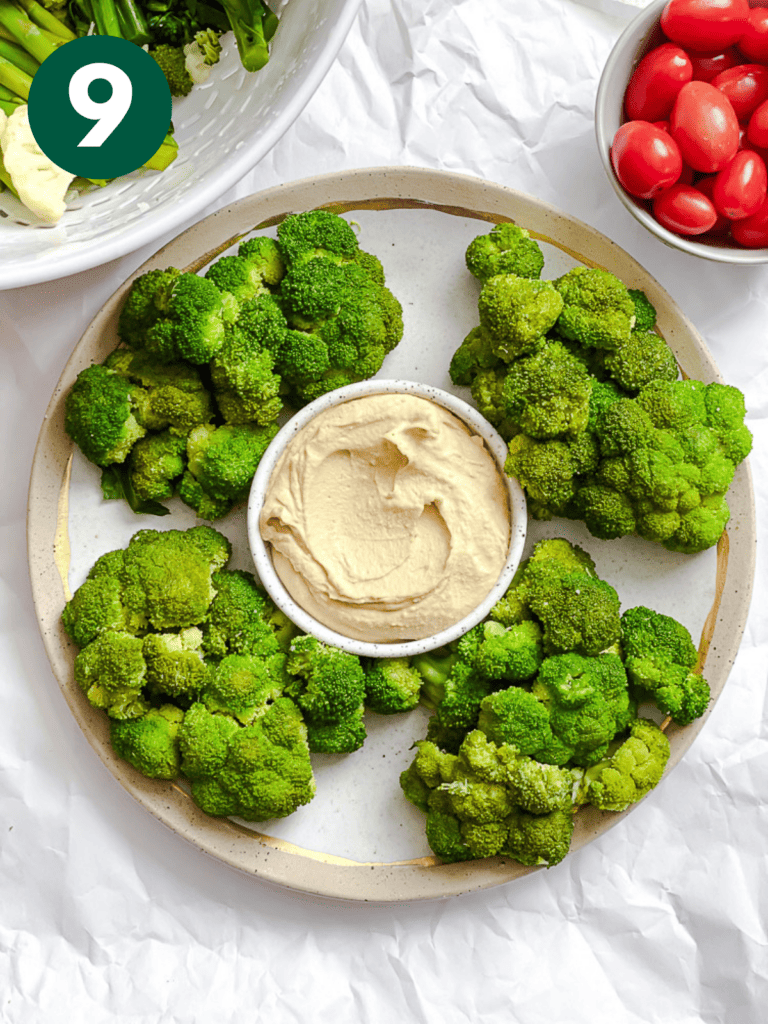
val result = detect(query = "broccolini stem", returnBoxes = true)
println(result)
[0,2,61,64]
[14,0,75,41]
[0,81,24,113]
[114,0,151,46]
[0,52,32,100]
[0,35,38,76]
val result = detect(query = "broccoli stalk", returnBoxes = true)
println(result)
[0,0,69,62]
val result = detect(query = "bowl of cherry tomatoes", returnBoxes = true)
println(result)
[596,0,768,262]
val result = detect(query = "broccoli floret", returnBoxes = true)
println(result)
[238,236,285,286]
[151,44,193,96]
[201,569,278,658]
[449,325,502,387]
[413,635,500,734]
[183,421,279,510]
[125,430,187,502]
[502,339,593,439]
[505,434,583,519]
[201,652,285,725]
[110,704,185,779]
[425,809,474,862]
[477,687,553,755]
[142,628,209,701]
[502,806,574,867]
[465,223,545,282]
[578,717,671,812]
[305,705,367,754]
[185,697,316,820]
[620,606,710,725]
[531,652,633,767]
[511,542,622,657]
[276,209,361,267]
[277,328,332,387]
[364,658,422,715]
[64,364,146,468]
[602,330,679,394]
[73,630,149,720]
[286,635,366,727]
[62,568,146,649]
[178,702,241,781]
[477,274,564,361]
[105,349,215,433]
[209,326,283,426]
[554,266,635,351]
[470,366,517,440]
[118,526,231,630]
[474,620,544,682]
[126,272,228,364]
[117,268,181,349]
[628,288,657,332]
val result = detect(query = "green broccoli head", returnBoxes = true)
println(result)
[474,620,544,683]
[602,330,679,394]
[477,686,553,755]
[140,273,229,364]
[532,652,633,767]
[237,236,285,287]
[104,349,214,434]
[364,658,422,715]
[628,288,657,332]
[502,806,575,867]
[125,430,187,503]
[142,628,209,702]
[118,526,232,630]
[579,717,670,812]
[73,630,149,720]
[470,366,517,440]
[286,635,367,726]
[117,268,181,349]
[62,566,146,649]
[187,697,317,821]
[449,326,502,387]
[465,223,545,283]
[209,327,283,426]
[151,44,193,96]
[110,704,185,779]
[185,421,279,504]
[305,704,367,753]
[554,266,635,351]
[201,652,285,725]
[502,339,593,439]
[276,209,361,266]
[201,569,279,659]
[64,364,146,468]
[477,274,564,361]
[178,702,241,781]
[504,434,584,519]
[620,606,710,725]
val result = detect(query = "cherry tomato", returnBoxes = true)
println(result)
[746,98,768,148]
[690,47,740,82]
[693,174,732,231]
[625,43,693,122]
[711,148,768,216]
[653,184,719,234]
[670,81,740,171]
[712,64,768,121]
[737,8,768,62]
[611,121,684,199]
[660,0,750,52]
[730,194,768,243]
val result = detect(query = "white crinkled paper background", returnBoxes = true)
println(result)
[1,0,766,1020]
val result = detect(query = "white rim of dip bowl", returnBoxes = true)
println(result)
[247,378,528,659]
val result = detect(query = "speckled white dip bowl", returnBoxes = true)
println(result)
[247,379,528,659]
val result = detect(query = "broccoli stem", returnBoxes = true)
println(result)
[0,34,38,76]
[14,0,75,41]
[217,0,273,72]
[142,128,178,171]
[86,0,150,44]
[0,1,61,64]
[0,52,32,101]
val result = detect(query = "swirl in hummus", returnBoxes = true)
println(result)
[259,392,511,642]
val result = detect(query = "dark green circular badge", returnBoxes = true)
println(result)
[28,37,172,179]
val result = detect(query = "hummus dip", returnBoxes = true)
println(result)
[259,392,511,643]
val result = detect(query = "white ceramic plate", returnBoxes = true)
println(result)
[0,0,362,290]
[27,167,756,901]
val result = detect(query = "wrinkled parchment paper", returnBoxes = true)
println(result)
[1,0,766,1020]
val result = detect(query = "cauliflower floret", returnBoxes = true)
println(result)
[0,105,75,223]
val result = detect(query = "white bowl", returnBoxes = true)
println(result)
[595,0,768,264]
[247,379,528,659]
[0,0,362,290]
